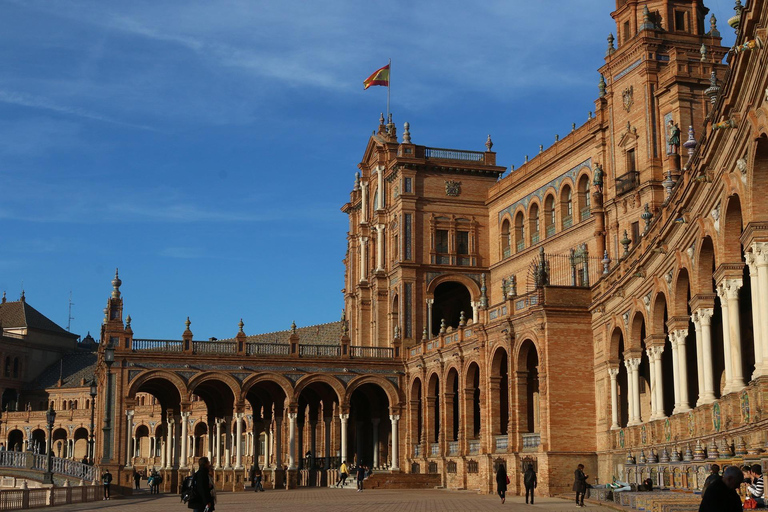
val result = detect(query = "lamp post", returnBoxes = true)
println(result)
[101,343,115,463]
[43,403,56,484]
[89,378,97,464]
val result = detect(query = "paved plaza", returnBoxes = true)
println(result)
[43,488,615,511]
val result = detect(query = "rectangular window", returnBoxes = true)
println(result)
[393,234,399,259]
[404,283,412,338]
[627,149,636,173]
[404,214,412,260]
[631,221,641,246]
[457,231,469,255]
[404,177,412,193]
[623,21,631,43]
[674,10,686,31]
[436,229,449,253]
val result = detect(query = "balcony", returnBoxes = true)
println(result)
[516,241,525,253]
[430,443,440,457]
[424,147,485,162]
[522,433,541,451]
[563,215,573,229]
[615,171,640,196]
[580,207,591,220]
[448,441,459,456]
[468,440,480,455]
[546,225,555,238]
[494,435,509,453]
[502,247,511,259]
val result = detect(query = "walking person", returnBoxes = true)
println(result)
[133,468,141,490]
[573,464,588,507]
[187,457,214,512]
[356,463,366,492]
[336,460,348,487]
[496,464,508,504]
[524,463,537,504]
[102,469,113,500]
[251,464,264,492]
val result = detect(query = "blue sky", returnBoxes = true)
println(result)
[0,1,735,341]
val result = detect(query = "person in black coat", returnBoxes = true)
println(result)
[496,464,508,504]
[524,463,537,504]
[699,465,743,512]
[188,457,214,512]
[573,464,588,507]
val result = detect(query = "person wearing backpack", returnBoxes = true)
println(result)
[187,457,214,512]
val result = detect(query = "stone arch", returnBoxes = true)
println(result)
[651,292,669,335]
[444,366,460,442]
[294,374,345,405]
[346,375,400,411]
[515,336,541,370]
[464,361,482,439]
[751,134,768,220]
[490,345,509,436]
[426,273,481,301]
[241,372,294,403]
[518,339,540,433]
[543,192,556,237]
[609,325,626,361]
[672,267,692,317]
[629,311,647,351]
[721,194,744,264]
[559,181,574,227]
[126,370,187,410]
[694,236,718,295]
[187,372,242,404]
[514,208,526,252]
[528,199,542,243]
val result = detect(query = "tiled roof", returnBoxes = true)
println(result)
[26,351,98,391]
[0,300,78,338]
[221,320,344,345]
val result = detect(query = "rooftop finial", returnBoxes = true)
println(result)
[539,144,543,154]
[291,321,297,334]
[185,317,191,330]
[238,318,244,333]
[598,74,606,97]
[379,112,385,125]
[708,14,720,37]
[20,290,25,302]
[640,6,654,31]
[387,112,393,125]
[485,134,493,151]
[700,43,708,62]
[1,291,5,304]
[111,269,122,299]
[354,171,360,191]
[126,315,131,327]
[729,0,743,32]
[607,33,616,56]
[403,122,411,143]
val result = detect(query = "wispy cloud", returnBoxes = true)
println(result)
[0,89,158,131]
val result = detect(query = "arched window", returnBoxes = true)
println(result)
[12,358,19,379]
[578,175,591,220]
[85,400,90,409]
[529,203,540,244]
[4,357,10,378]
[501,219,511,258]
[544,195,555,238]
[62,401,68,411]
[561,185,573,228]
[514,212,525,253]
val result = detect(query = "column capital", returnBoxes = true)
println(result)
[339,413,350,422]
[180,411,191,419]
[389,414,400,422]
[426,298,434,305]
[608,367,620,378]
[692,307,714,325]
[626,357,641,369]
[287,412,298,421]
[670,329,688,345]
[751,241,768,265]
[718,278,743,300]
[126,410,135,418]
[648,345,664,359]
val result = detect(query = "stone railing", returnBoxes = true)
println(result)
[193,341,237,355]
[448,441,459,456]
[494,435,509,453]
[468,440,480,455]
[131,339,184,352]
[0,452,25,470]
[522,433,541,451]
[349,346,394,359]
[0,452,95,483]
[246,343,290,356]
[424,147,485,162]
[430,443,440,457]
[0,484,101,510]
[298,345,340,358]
[413,444,421,457]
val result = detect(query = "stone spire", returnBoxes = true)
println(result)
[402,122,411,143]
[485,134,493,152]
[640,5,654,31]
[707,14,720,37]
[598,75,606,97]
[111,269,122,299]
[606,33,616,56]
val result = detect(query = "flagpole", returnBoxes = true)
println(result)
[387,58,391,121]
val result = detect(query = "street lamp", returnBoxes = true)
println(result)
[101,342,115,463]
[89,378,97,464]
[43,403,56,484]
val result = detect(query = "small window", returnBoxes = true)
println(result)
[631,222,641,245]
[457,231,469,255]
[674,10,686,31]
[623,20,631,43]
[627,149,636,173]
[393,234,399,258]
[404,178,412,193]
[12,358,19,378]
[436,230,449,253]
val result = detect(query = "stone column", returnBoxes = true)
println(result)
[235,413,244,469]
[125,410,134,467]
[339,413,349,464]
[376,225,385,272]
[675,329,691,413]
[471,301,479,324]
[716,283,735,393]
[371,418,380,468]
[670,333,682,414]
[753,243,768,374]
[651,346,665,419]
[426,299,434,338]
[608,367,620,429]
[361,183,368,223]
[377,165,384,210]
[274,417,283,467]
[694,309,716,403]
[324,418,332,470]
[646,348,658,419]
[360,237,368,283]
[722,278,746,392]
[390,414,400,470]
[692,312,705,405]
[180,412,189,467]
[628,358,642,424]
[160,436,167,468]
[166,418,174,468]
[624,360,635,425]
[747,252,764,378]
[214,419,222,468]
[309,421,317,469]
[288,412,297,469]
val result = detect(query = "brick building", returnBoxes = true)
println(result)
[3,0,768,498]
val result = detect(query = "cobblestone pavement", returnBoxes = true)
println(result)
[44,488,615,511]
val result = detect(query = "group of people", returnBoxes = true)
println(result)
[495,463,538,505]
[334,460,370,491]
[699,463,764,511]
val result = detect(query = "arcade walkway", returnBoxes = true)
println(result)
[39,488,612,511]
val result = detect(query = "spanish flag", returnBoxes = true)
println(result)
[364,64,390,89]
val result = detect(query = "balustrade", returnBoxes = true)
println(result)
[430,443,440,457]
[132,339,183,352]
[298,345,341,358]
[448,441,459,456]
[193,341,237,355]
[424,147,485,162]
[494,435,508,453]
[246,343,290,356]
[468,440,480,455]
[349,346,394,359]
[522,433,541,450]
